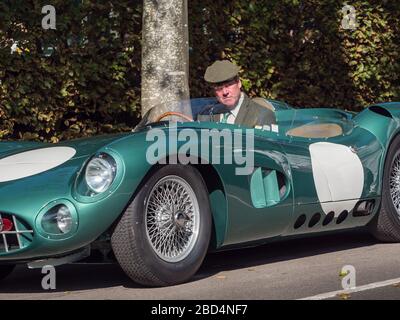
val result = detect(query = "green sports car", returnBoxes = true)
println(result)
[1,97,400,287]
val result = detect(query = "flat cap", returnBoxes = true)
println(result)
[204,60,240,84]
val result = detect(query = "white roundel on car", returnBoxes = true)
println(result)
[0,147,76,182]
[309,142,364,216]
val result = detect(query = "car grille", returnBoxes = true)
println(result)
[0,213,34,253]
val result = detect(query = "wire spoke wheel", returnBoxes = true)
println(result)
[370,135,400,243]
[111,164,211,286]
[145,175,200,262]
[389,152,400,215]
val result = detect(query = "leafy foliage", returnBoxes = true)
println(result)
[0,0,142,142]
[1,1,399,141]
[189,0,400,111]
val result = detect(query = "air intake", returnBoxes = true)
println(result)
[0,213,34,253]
[336,210,349,224]
[294,214,306,229]
[308,213,321,227]
[353,200,375,217]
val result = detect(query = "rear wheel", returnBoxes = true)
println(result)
[0,264,15,281]
[111,165,211,286]
[371,135,400,241]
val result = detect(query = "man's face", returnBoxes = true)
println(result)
[213,78,242,108]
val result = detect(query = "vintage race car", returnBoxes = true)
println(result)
[1,97,400,287]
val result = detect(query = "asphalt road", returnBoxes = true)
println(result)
[1,230,400,300]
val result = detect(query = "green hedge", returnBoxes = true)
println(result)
[0,0,142,142]
[189,0,400,111]
[1,0,399,141]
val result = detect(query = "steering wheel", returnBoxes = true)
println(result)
[155,111,194,122]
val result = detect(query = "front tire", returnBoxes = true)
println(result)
[371,135,400,241]
[111,165,211,286]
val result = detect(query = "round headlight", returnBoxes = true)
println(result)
[85,153,117,194]
[56,205,73,234]
[41,204,74,235]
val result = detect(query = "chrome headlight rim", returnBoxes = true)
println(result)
[73,149,124,203]
[85,152,117,194]
[36,199,79,240]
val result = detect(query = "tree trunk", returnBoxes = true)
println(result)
[141,0,190,116]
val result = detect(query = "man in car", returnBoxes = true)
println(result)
[200,60,276,127]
